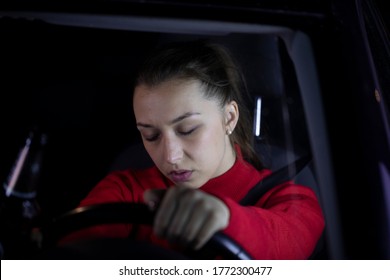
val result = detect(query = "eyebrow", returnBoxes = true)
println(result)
[136,112,201,128]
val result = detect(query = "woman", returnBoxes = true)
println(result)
[62,40,325,259]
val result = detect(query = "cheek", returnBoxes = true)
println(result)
[206,120,226,143]
[191,125,225,159]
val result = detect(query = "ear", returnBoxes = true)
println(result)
[224,100,239,134]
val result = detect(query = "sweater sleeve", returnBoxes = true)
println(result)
[217,182,325,259]
[58,170,142,244]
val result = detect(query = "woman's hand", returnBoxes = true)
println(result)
[144,186,230,250]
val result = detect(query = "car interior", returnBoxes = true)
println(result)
[0,13,330,259]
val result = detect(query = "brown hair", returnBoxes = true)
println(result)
[135,40,264,170]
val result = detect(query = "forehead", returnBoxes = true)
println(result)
[135,78,201,100]
[133,79,221,123]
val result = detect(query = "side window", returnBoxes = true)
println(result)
[363,0,390,112]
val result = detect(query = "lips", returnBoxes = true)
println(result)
[169,170,193,183]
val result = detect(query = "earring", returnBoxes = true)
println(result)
[226,129,232,135]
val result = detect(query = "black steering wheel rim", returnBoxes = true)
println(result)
[42,202,253,260]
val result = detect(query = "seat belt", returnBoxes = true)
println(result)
[239,154,312,206]
[239,153,326,259]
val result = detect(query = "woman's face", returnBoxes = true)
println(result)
[133,79,238,188]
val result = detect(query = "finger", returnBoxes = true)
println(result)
[166,188,198,241]
[192,211,222,250]
[153,187,180,237]
[184,196,229,250]
[143,189,166,210]
[181,199,209,246]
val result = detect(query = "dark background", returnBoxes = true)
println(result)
[0,18,300,219]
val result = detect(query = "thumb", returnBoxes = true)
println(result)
[143,189,166,210]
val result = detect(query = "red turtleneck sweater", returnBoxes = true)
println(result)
[61,156,324,259]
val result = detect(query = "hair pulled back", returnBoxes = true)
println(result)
[136,40,264,170]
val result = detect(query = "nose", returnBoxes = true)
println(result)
[163,135,183,165]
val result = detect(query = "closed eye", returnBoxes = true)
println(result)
[178,127,197,136]
[144,134,160,142]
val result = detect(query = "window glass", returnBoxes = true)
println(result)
[363,0,390,113]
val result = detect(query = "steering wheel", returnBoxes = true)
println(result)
[41,202,253,260]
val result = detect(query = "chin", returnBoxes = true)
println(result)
[175,182,201,189]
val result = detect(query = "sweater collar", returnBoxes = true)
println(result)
[199,148,264,201]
